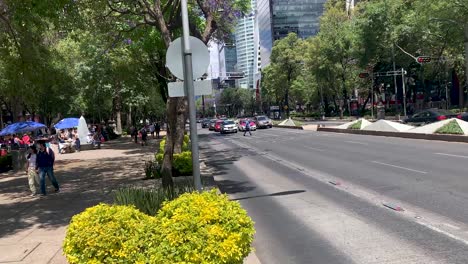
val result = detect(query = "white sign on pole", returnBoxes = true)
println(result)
[168,79,213,97]
[166,37,210,80]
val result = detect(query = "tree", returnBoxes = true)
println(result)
[63,0,249,188]
[263,33,305,117]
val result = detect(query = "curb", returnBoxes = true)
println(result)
[272,125,304,130]
[317,127,468,143]
[244,251,262,264]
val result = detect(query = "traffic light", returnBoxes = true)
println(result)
[416,56,431,64]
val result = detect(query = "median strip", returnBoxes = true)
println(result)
[371,161,427,174]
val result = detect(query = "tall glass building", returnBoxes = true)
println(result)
[235,0,258,89]
[257,0,327,67]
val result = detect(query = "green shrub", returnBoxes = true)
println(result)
[159,139,166,153]
[149,190,255,263]
[435,120,464,135]
[173,151,192,175]
[63,204,157,264]
[144,160,161,179]
[348,120,362,130]
[155,153,163,164]
[113,184,194,216]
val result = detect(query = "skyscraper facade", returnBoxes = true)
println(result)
[235,15,256,89]
[257,0,327,67]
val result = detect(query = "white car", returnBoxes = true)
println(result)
[220,120,238,134]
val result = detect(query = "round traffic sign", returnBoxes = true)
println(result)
[166,37,210,80]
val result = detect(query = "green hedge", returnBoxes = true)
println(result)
[156,136,192,176]
[63,204,157,263]
[64,190,255,264]
[435,120,464,135]
[348,120,362,130]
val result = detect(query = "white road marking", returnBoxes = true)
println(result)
[218,137,468,248]
[304,146,324,152]
[345,140,369,146]
[434,152,468,159]
[443,223,461,230]
[371,161,428,174]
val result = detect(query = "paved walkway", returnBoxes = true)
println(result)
[0,135,164,264]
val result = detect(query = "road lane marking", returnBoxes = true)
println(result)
[371,161,427,174]
[434,153,468,159]
[216,137,468,247]
[304,146,324,152]
[345,140,369,146]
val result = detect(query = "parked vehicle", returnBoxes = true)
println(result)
[255,115,273,128]
[457,112,468,122]
[403,109,458,126]
[201,119,211,128]
[238,119,257,131]
[220,120,238,134]
[208,119,218,131]
[214,120,224,132]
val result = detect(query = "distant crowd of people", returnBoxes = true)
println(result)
[130,122,161,146]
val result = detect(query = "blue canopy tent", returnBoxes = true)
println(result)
[54,118,79,130]
[0,121,47,136]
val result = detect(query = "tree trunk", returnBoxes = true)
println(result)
[127,106,132,128]
[161,97,177,189]
[173,98,188,153]
[113,83,123,134]
[116,111,122,134]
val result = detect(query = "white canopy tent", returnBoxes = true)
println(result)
[77,116,91,144]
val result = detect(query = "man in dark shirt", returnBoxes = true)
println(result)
[36,141,59,196]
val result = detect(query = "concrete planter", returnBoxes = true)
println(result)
[317,127,468,143]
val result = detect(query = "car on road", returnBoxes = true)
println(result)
[403,109,458,126]
[238,119,257,131]
[208,119,218,131]
[220,120,238,134]
[255,115,273,128]
[457,112,468,122]
[201,119,210,128]
[214,120,224,132]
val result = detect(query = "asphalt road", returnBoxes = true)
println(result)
[199,127,468,264]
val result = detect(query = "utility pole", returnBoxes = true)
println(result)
[401,68,407,117]
[181,0,201,191]
[463,23,468,111]
[371,74,374,119]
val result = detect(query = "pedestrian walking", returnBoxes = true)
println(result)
[36,141,59,196]
[155,122,161,139]
[26,145,39,196]
[149,123,155,139]
[130,126,138,144]
[140,127,147,146]
[243,119,252,136]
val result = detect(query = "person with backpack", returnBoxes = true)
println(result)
[243,119,252,136]
[36,141,60,196]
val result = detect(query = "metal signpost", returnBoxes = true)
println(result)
[165,0,211,191]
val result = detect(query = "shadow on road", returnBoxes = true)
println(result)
[232,190,306,201]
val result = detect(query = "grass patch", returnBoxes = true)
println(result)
[348,120,362,130]
[435,120,464,135]
[113,182,195,216]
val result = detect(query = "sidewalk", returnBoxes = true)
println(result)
[0,136,162,264]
